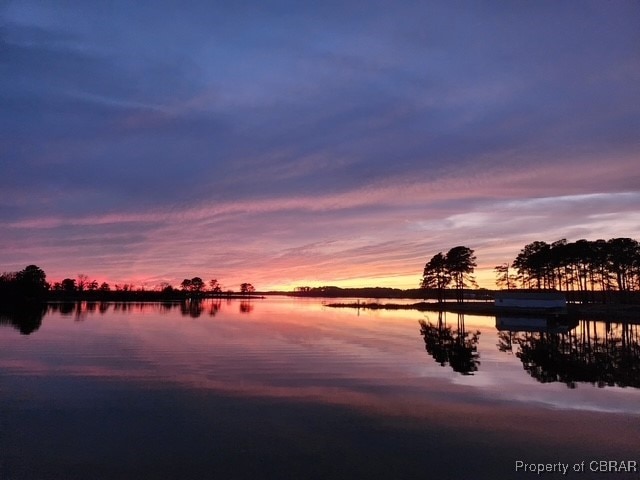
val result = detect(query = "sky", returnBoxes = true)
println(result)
[1,1,639,291]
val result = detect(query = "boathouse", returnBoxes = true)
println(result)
[494,291,567,311]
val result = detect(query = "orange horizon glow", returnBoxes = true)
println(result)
[40,266,501,293]
[10,188,639,294]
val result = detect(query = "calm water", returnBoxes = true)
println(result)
[1,298,639,479]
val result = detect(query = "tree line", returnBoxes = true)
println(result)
[0,265,48,301]
[494,237,640,302]
[420,238,639,304]
[0,266,256,302]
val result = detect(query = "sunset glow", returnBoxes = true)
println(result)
[1,2,638,290]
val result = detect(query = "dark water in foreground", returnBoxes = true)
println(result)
[1,298,639,479]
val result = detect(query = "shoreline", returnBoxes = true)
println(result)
[2,295,639,322]
[325,301,640,322]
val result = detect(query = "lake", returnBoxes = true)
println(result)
[1,297,639,479]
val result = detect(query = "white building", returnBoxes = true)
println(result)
[494,291,566,311]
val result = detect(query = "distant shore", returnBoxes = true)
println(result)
[326,301,640,322]
[39,292,265,302]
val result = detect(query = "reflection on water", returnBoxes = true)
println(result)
[3,300,639,392]
[0,300,225,333]
[414,309,640,391]
[0,303,47,334]
[497,318,640,389]
[38,299,225,318]
[418,312,481,375]
[1,299,639,479]
[239,300,254,314]
[496,315,578,334]
[180,298,203,317]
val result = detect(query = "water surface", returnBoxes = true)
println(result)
[1,298,638,479]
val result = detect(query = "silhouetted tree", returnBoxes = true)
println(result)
[18,265,48,292]
[513,241,551,289]
[77,274,89,292]
[421,252,450,303]
[420,247,476,303]
[0,265,50,302]
[61,278,77,293]
[240,283,255,295]
[180,278,192,292]
[591,239,613,299]
[494,263,515,290]
[209,279,221,293]
[14,265,48,299]
[446,246,476,303]
[548,238,568,290]
[190,277,205,294]
[608,238,639,296]
[506,237,640,303]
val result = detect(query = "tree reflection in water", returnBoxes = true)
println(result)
[497,319,640,388]
[418,312,481,375]
[239,300,254,314]
[0,303,47,335]
[1,300,244,335]
[181,298,204,318]
[209,300,222,317]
